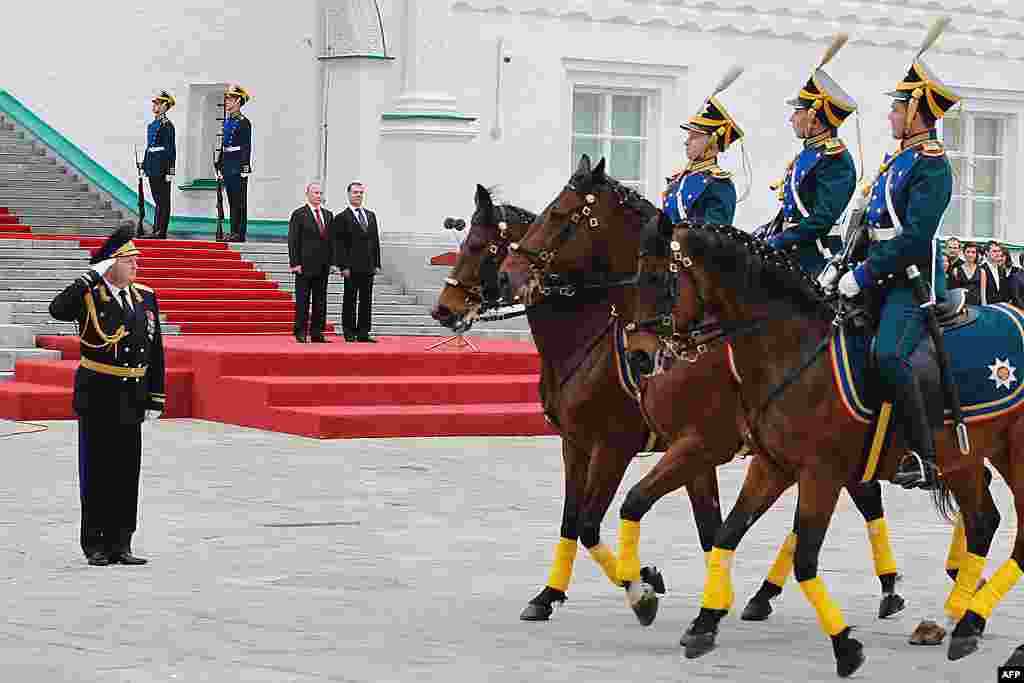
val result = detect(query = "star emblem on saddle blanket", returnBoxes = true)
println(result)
[988,358,1017,391]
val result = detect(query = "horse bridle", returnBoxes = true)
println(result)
[509,181,653,300]
[444,204,522,312]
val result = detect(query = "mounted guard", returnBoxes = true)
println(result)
[830,18,960,490]
[761,34,859,275]
[662,66,744,227]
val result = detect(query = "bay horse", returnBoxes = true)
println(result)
[498,157,911,630]
[433,181,723,624]
[650,222,1018,675]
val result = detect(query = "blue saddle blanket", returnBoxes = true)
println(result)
[831,303,1024,424]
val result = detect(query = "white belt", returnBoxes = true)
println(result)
[869,226,900,241]
[224,146,241,152]
[147,146,165,152]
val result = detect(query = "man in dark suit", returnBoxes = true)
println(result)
[331,181,381,342]
[48,225,166,567]
[288,182,335,343]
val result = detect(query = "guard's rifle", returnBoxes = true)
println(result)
[214,148,225,242]
[134,145,146,237]
[823,192,867,326]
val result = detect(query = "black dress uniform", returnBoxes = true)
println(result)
[48,227,165,565]
[142,91,176,239]
[216,85,252,242]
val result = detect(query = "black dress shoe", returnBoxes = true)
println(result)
[113,552,148,565]
[295,335,307,343]
[87,551,111,566]
[343,335,355,342]
[357,335,378,343]
[311,335,330,343]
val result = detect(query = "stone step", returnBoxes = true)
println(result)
[279,283,402,296]
[0,323,37,346]
[0,246,92,258]
[0,347,60,372]
[0,172,81,182]
[29,227,121,236]
[0,190,102,201]
[0,302,11,323]
[1,197,111,208]
[0,142,38,154]
[0,153,54,164]
[11,209,122,220]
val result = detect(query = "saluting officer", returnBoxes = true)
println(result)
[662,72,743,227]
[143,90,176,239]
[216,85,252,242]
[49,225,166,566]
[763,35,858,276]
[829,24,959,490]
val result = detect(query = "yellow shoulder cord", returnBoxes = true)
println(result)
[80,290,129,356]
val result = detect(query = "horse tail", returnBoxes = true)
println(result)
[930,476,959,523]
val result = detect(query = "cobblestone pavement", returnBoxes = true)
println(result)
[0,419,1020,682]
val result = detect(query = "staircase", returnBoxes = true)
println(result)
[0,114,127,236]
[0,301,59,382]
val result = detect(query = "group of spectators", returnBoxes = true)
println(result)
[942,236,1024,307]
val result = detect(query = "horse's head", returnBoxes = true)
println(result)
[500,154,657,308]
[431,184,536,333]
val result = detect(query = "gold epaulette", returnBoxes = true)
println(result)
[920,140,946,157]
[708,165,732,180]
[823,138,847,156]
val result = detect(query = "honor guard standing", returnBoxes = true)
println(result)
[216,85,252,242]
[826,19,959,490]
[142,91,176,239]
[762,35,858,275]
[48,226,166,566]
[662,67,743,227]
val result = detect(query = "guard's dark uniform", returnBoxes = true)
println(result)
[216,85,252,242]
[765,62,858,275]
[48,228,165,562]
[664,92,743,226]
[847,56,959,490]
[142,91,176,239]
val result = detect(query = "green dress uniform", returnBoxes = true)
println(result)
[765,60,858,276]
[845,56,960,490]
[48,227,166,563]
[664,92,743,226]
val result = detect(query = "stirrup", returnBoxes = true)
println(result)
[893,451,938,490]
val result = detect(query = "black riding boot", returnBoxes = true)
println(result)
[891,377,939,491]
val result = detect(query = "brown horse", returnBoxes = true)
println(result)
[433,181,723,624]
[648,222,1019,675]
[498,157,911,631]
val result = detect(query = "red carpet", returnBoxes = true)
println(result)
[0,336,553,439]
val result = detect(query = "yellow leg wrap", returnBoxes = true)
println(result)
[616,519,642,585]
[866,518,898,577]
[545,537,578,592]
[588,543,623,587]
[799,577,848,637]
[701,547,735,611]
[945,514,966,573]
[705,550,711,567]
[967,558,1023,619]
[944,552,986,621]
[765,532,797,588]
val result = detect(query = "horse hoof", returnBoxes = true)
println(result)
[908,619,946,645]
[520,602,553,621]
[836,644,865,678]
[878,593,906,619]
[740,597,773,621]
[679,622,696,647]
[640,566,666,595]
[625,581,659,627]
[948,635,980,661]
[684,632,717,659]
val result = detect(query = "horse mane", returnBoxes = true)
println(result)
[683,224,832,319]
[569,167,658,224]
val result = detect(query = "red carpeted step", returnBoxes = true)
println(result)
[175,322,334,334]
[0,207,11,214]
[164,310,296,323]
[135,257,256,269]
[158,299,294,312]
[136,277,279,290]
[263,402,555,439]
[88,246,242,260]
[220,373,538,407]
[137,267,266,280]
[0,225,31,233]
[156,288,292,301]
[77,238,230,250]
[0,214,21,224]
[0,381,72,420]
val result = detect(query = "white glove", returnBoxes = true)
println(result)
[145,410,162,422]
[838,271,861,298]
[816,263,840,291]
[91,258,117,277]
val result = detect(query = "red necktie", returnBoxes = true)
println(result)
[315,208,325,239]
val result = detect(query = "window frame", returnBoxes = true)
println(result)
[571,88,649,193]
[940,110,1009,240]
